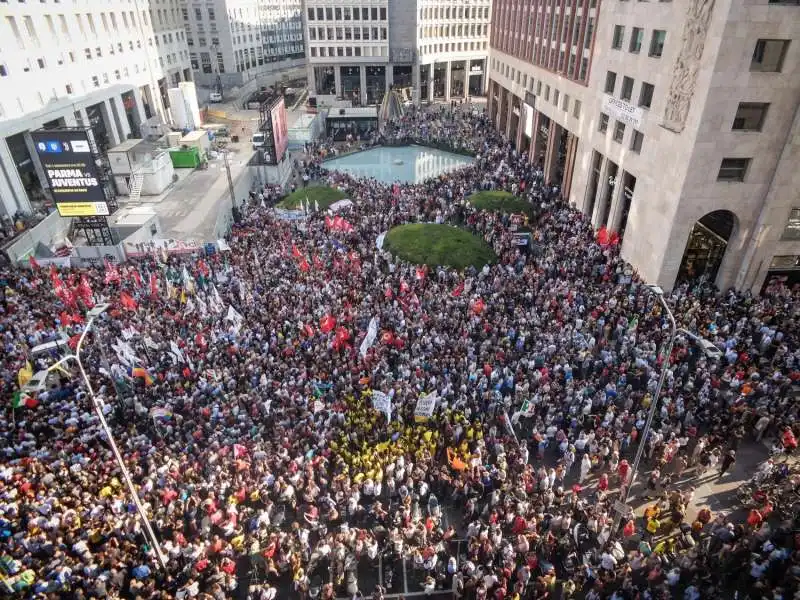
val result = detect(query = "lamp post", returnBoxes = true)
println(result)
[48,303,168,571]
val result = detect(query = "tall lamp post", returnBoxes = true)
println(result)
[48,303,168,571]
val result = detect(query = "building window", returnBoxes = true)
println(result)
[553,89,559,106]
[544,85,550,101]
[573,99,581,119]
[208,8,215,20]
[307,7,314,20]
[639,82,654,108]
[630,130,644,153]
[562,94,569,111]
[380,7,386,19]
[649,30,666,57]
[613,121,626,143]
[717,158,750,182]
[732,102,769,131]
[604,71,617,94]
[612,25,624,49]
[599,112,609,133]
[621,76,634,101]
[630,27,643,53]
[0,64,7,76]
[91,75,99,87]
[335,7,341,20]
[751,39,789,72]
[782,209,800,240]
[310,47,317,57]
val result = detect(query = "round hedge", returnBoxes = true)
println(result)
[384,223,497,270]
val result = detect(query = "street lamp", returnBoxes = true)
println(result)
[47,303,168,571]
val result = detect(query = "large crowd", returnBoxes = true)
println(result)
[1,104,799,600]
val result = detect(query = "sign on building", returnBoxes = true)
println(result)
[31,129,110,217]
[601,94,644,129]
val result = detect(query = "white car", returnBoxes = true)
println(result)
[209,91,223,103]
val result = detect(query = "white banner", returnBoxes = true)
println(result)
[226,305,244,334]
[601,94,644,129]
[359,317,379,358]
[414,391,438,420]
[375,232,387,251]
[371,391,392,421]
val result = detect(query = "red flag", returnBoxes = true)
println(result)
[197,259,210,277]
[120,291,138,311]
[292,244,302,259]
[332,216,344,231]
[104,259,121,284]
[451,281,465,297]
[149,273,159,298]
[399,280,410,294]
[233,444,248,459]
[472,298,486,315]
[384,287,394,300]
[299,257,310,272]
[67,334,81,350]
[596,226,609,247]
[131,268,143,288]
[609,231,620,246]
[325,215,333,229]
[77,275,94,307]
[28,256,39,270]
[320,314,336,334]
[312,255,324,271]
[415,266,427,281]
[49,264,58,284]
[195,333,208,349]
[381,331,394,345]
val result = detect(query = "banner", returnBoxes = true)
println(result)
[359,316,379,358]
[414,391,438,420]
[371,391,392,421]
[226,305,244,334]
[375,232,387,251]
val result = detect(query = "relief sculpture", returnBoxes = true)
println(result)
[662,0,716,133]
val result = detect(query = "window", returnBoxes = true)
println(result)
[553,89,559,106]
[380,7,386,19]
[84,47,91,58]
[573,99,581,119]
[732,102,769,131]
[621,76,634,101]
[544,85,550,101]
[751,39,789,72]
[599,113,609,133]
[717,158,750,182]
[37,57,45,69]
[562,94,569,111]
[91,75,99,87]
[95,46,102,57]
[782,209,800,240]
[310,47,317,57]
[208,8,215,20]
[0,64,6,76]
[639,82,654,108]
[604,71,617,94]
[65,83,73,94]
[630,130,644,153]
[335,7,341,20]
[612,25,624,49]
[182,7,188,20]
[649,30,666,57]
[630,27,643,53]
[613,121,626,143]
[194,7,201,20]
[371,7,378,20]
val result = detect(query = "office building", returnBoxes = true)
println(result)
[183,0,304,88]
[0,0,193,219]
[304,0,491,106]
[487,0,800,293]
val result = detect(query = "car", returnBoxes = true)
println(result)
[209,91,223,103]
[22,369,61,396]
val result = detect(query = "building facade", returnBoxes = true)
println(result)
[183,0,304,89]
[487,0,800,294]
[303,0,491,107]
[0,0,192,219]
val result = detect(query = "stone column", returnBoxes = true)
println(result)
[607,172,628,233]
[591,158,610,228]
[112,96,132,141]
[412,64,421,104]
[307,64,317,95]
[487,79,494,118]
[101,100,123,147]
[515,103,524,150]
[0,138,31,215]
[561,133,577,197]
[334,66,343,98]
[528,109,540,164]
[543,121,559,184]
[131,88,148,126]
[427,65,434,102]
[385,65,393,91]
[504,91,513,139]
[444,61,452,101]
[359,67,368,105]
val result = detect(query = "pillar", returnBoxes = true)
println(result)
[131,88,147,126]
[543,121,560,185]
[412,64,421,104]
[101,100,123,147]
[359,67,368,105]
[504,91,513,139]
[515,103,524,150]
[528,110,541,164]
[561,133,578,197]
[427,66,435,102]
[487,79,494,118]
[112,96,132,141]
[334,66,342,98]
[307,65,317,95]
[591,158,610,228]
[0,138,30,215]
[444,61,452,101]
[385,65,393,91]
[608,171,627,233]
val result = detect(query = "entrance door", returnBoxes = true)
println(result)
[677,210,736,286]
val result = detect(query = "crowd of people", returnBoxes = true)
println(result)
[1,104,799,600]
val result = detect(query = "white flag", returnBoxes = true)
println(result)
[371,391,392,421]
[359,317,379,358]
[226,305,244,334]
[414,391,438,420]
[314,199,320,212]
[170,340,186,364]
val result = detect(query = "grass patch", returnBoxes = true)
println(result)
[384,223,497,270]
[469,190,532,216]
[278,186,347,210]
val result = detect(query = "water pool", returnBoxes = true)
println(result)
[323,145,475,185]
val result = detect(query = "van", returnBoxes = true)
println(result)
[209,91,223,103]
[252,132,266,150]
[22,369,62,396]
[30,337,71,362]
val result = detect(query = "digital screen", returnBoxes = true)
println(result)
[270,97,288,163]
[31,129,110,216]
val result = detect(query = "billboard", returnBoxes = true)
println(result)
[31,129,110,217]
[270,97,288,162]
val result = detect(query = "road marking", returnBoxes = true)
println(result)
[402,554,409,596]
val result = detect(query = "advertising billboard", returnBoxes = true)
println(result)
[270,97,288,162]
[30,129,110,217]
